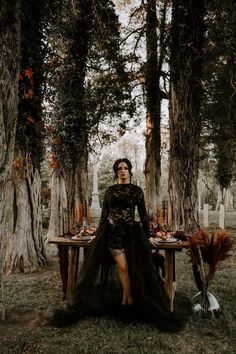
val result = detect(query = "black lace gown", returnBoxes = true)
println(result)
[55,184,182,331]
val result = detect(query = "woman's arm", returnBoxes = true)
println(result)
[136,187,150,238]
[98,189,110,225]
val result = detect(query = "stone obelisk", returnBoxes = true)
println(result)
[90,163,101,225]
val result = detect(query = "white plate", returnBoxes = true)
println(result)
[155,237,178,243]
[71,236,94,241]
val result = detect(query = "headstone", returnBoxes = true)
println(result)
[203,204,209,227]
[198,192,202,212]
[90,163,101,225]
[219,203,225,229]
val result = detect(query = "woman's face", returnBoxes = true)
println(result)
[117,162,130,183]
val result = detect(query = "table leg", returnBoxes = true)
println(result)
[164,250,176,312]
[83,248,88,259]
[58,245,69,298]
[66,247,80,308]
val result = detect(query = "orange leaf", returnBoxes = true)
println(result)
[49,154,59,170]
[49,160,58,170]
[13,159,20,169]
[53,137,61,145]
[47,126,55,134]
[51,153,57,161]
[24,67,33,82]
[27,116,34,124]
[24,89,34,99]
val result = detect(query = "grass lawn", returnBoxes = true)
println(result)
[0,230,236,354]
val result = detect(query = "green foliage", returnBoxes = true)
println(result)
[46,0,135,171]
[201,1,236,188]
[47,0,92,170]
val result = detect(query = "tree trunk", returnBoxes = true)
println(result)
[46,171,69,242]
[215,186,228,211]
[168,0,205,233]
[46,156,88,297]
[4,0,46,274]
[65,165,88,228]
[47,153,89,238]
[47,0,91,296]
[47,0,91,236]
[0,0,21,319]
[4,148,46,274]
[144,0,167,210]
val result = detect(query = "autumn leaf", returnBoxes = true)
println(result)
[24,89,34,99]
[47,126,55,134]
[27,116,35,124]
[24,67,33,82]
[53,137,61,145]
[47,58,57,68]
[51,153,57,161]
[13,158,20,169]
[49,154,59,170]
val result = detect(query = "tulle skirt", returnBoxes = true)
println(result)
[53,221,183,332]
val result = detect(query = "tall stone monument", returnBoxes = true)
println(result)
[90,163,101,225]
[203,203,209,227]
[219,203,225,229]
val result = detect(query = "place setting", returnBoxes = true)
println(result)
[60,225,97,242]
[149,224,185,245]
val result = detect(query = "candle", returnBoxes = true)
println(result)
[87,207,91,225]
[74,202,79,224]
[166,207,168,225]
[79,204,83,224]
[159,208,163,226]
[155,207,158,225]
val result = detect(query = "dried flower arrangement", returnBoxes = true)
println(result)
[187,229,233,317]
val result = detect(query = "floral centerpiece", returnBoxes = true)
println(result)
[187,229,233,318]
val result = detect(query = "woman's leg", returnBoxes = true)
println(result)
[110,249,133,305]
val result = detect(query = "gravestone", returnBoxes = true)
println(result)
[90,163,101,225]
[203,204,209,227]
[219,203,225,229]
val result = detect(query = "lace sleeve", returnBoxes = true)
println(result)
[99,189,110,225]
[136,187,150,238]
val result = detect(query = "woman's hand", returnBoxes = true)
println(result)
[148,237,156,246]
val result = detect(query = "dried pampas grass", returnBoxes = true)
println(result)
[187,229,233,292]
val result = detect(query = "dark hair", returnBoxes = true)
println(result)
[113,158,133,180]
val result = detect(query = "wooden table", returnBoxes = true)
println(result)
[49,236,189,311]
[155,241,189,311]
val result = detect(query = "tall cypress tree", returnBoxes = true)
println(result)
[47,0,135,242]
[200,0,236,203]
[144,0,168,210]
[168,0,206,233]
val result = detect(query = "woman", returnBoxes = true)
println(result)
[52,158,182,331]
